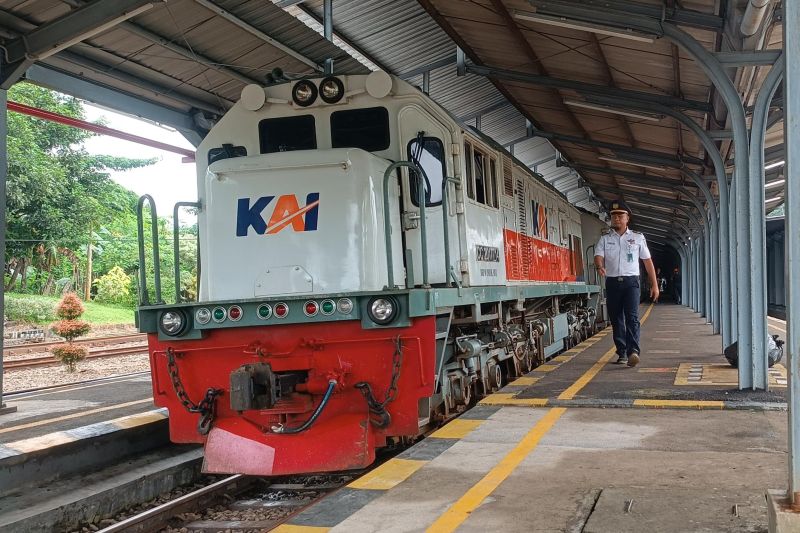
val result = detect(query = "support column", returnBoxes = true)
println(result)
[784,0,800,504]
[323,0,333,74]
[0,84,16,415]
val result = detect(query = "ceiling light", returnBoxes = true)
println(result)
[597,156,668,172]
[765,196,783,203]
[513,10,656,43]
[765,179,785,190]
[564,99,663,121]
[764,160,785,170]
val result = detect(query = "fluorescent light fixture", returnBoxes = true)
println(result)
[597,156,668,172]
[764,160,785,170]
[35,4,156,60]
[513,10,656,43]
[765,179,785,189]
[765,196,783,203]
[564,99,663,121]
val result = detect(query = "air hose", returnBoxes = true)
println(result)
[269,379,337,434]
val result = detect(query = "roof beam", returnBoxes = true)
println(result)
[526,0,724,33]
[457,100,511,122]
[1,0,154,88]
[465,64,711,112]
[193,0,322,71]
[398,55,458,79]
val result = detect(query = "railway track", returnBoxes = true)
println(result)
[4,343,148,370]
[3,333,146,356]
[97,473,358,532]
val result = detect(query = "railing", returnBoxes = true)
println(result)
[173,202,201,303]
[136,195,163,306]
[382,161,461,290]
[137,196,201,306]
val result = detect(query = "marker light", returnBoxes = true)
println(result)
[195,308,211,325]
[319,76,344,104]
[367,297,398,325]
[321,299,335,315]
[257,304,272,320]
[212,307,227,323]
[292,80,317,107]
[228,305,243,321]
[304,301,319,317]
[337,298,354,314]
[274,302,289,318]
[160,310,187,336]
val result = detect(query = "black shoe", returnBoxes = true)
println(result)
[614,354,628,365]
[627,352,640,367]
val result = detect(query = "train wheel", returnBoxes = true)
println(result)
[489,363,503,391]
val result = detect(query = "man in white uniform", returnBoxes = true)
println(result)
[594,200,659,367]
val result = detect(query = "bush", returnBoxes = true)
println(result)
[51,319,91,340]
[94,266,132,304]
[51,343,87,372]
[4,294,57,323]
[56,292,85,319]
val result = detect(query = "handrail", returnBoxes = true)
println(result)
[136,195,163,306]
[383,161,428,289]
[442,176,461,288]
[173,201,201,303]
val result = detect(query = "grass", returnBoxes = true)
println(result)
[5,293,135,325]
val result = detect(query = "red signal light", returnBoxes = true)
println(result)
[228,305,242,321]
[274,303,289,318]
[304,301,319,317]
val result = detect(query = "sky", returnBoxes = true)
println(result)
[81,103,198,215]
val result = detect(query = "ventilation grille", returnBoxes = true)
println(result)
[516,177,527,235]
[503,156,514,196]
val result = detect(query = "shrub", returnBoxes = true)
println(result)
[51,343,87,372]
[94,266,132,304]
[55,292,85,319]
[51,319,91,341]
[50,292,90,372]
[4,294,57,323]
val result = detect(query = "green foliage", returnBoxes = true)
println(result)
[4,293,57,323]
[51,343,87,372]
[94,266,132,304]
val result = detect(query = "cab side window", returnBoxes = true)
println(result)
[408,137,445,207]
[464,140,498,208]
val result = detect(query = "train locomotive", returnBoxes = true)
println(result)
[136,71,605,476]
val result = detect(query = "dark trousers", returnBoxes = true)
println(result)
[606,276,641,356]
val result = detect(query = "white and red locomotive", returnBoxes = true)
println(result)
[136,71,604,476]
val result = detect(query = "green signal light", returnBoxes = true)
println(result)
[321,300,335,314]
[213,308,226,321]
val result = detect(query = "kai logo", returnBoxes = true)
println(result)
[531,200,548,239]
[236,193,320,236]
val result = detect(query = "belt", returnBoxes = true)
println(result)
[609,275,638,281]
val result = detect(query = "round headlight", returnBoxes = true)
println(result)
[292,80,317,107]
[368,297,398,325]
[160,310,187,336]
[195,308,211,325]
[319,76,344,104]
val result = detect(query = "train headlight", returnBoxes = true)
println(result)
[367,296,398,325]
[292,80,317,107]
[319,76,344,104]
[160,310,187,336]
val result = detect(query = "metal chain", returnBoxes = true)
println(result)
[355,337,404,428]
[166,348,222,435]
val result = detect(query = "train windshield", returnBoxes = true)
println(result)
[259,115,317,153]
[331,107,390,152]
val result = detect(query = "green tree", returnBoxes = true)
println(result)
[5,82,156,293]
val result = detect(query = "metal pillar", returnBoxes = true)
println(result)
[0,84,15,415]
[749,57,785,392]
[783,0,800,504]
[323,0,333,74]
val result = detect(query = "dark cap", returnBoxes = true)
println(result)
[608,199,632,215]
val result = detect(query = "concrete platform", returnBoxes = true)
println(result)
[275,304,792,532]
[0,371,154,443]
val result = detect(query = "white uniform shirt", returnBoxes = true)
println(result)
[595,228,651,277]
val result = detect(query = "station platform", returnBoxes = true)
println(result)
[276,304,790,533]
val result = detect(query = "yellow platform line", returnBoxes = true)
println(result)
[510,376,540,386]
[533,364,559,373]
[348,458,427,490]
[479,394,548,406]
[558,302,655,401]
[426,408,566,533]
[0,399,152,435]
[633,399,724,409]
[429,418,484,439]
